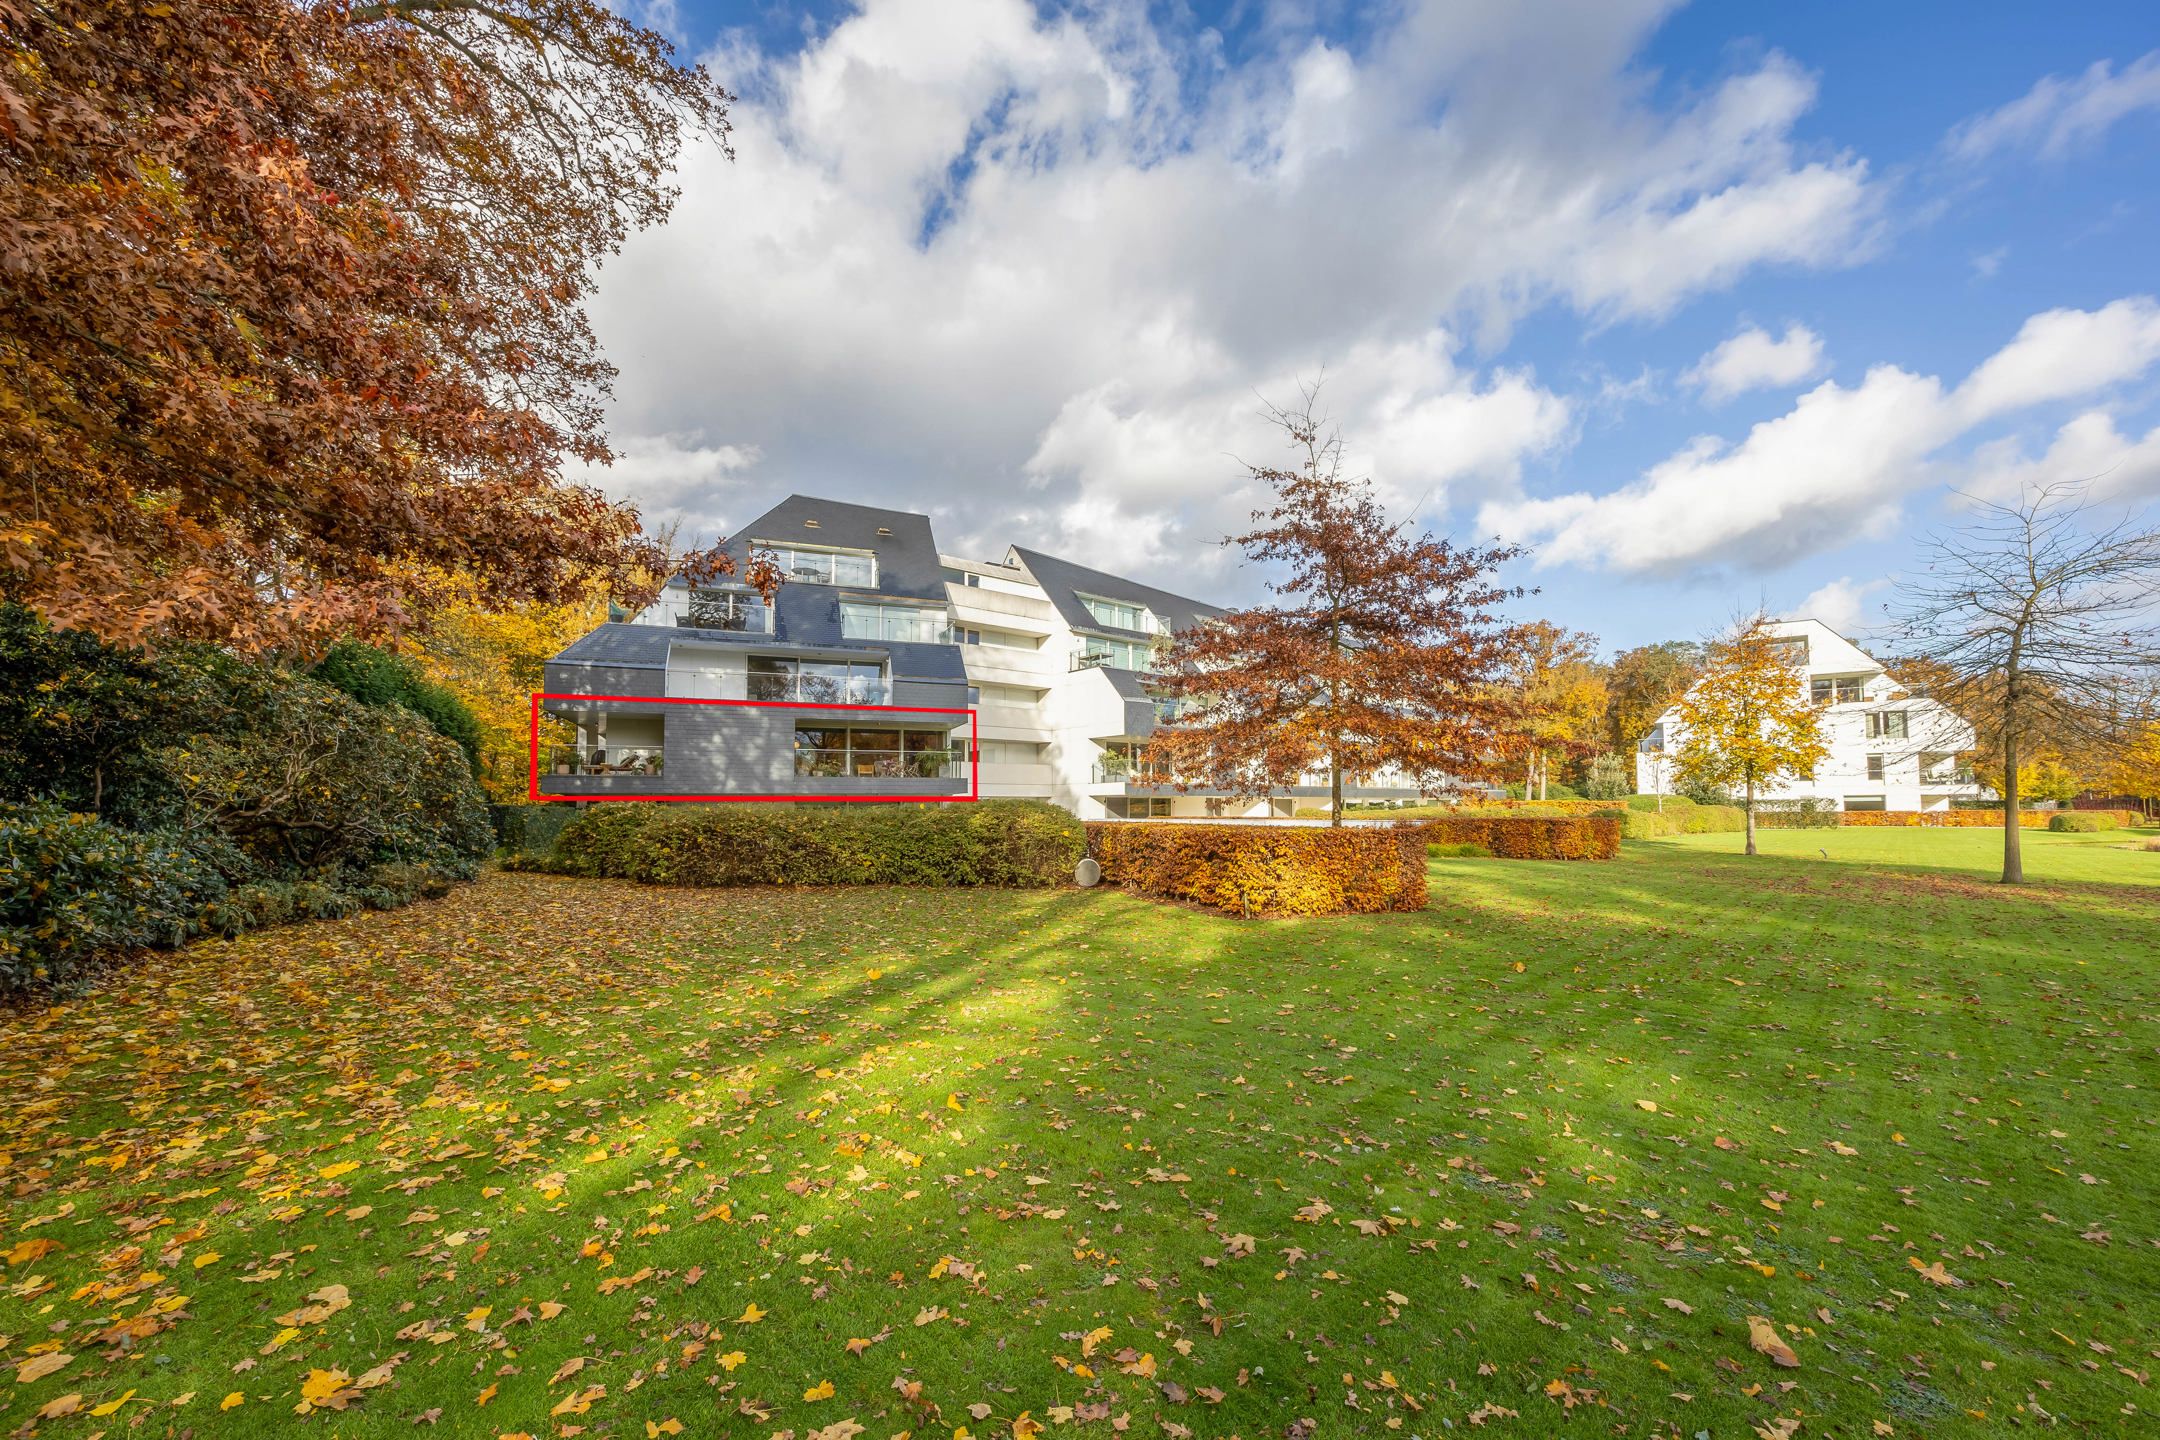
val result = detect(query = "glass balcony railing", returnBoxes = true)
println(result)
[748,673,891,705]
[794,747,969,779]
[668,671,892,705]
[643,594,775,633]
[545,745,663,777]
[1091,761,1173,786]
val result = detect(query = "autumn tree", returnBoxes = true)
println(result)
[1605,641,1703,754]
[1504,622,1607,798]
[0,0,744,650]
[1143,390,1526,826]
[1893,482,2160,883]
[403,573,609,799]
[1671,616,1828,856]
[2102,720,2160,814]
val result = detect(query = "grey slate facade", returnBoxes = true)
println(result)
[539,495,972,800]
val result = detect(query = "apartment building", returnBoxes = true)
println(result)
[1634,618,1984,811]
[538,493,1421,816]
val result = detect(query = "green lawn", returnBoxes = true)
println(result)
[4,833,2156,1438]
[1667,822,2160,885]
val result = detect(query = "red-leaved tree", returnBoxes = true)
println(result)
[1143,389,1527,825]
[0,0,746,650]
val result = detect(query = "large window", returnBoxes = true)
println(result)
[1770,635,1809,666]
[752,543,876,587]
[1080,594,1160,634]
[748,656,886,704]
[840,601,951,644]
[795,725,962,778]
[1811,676,1865,705]
[1867,710,1908,740]
[1076,635,1159,671]
[679,587,771,633]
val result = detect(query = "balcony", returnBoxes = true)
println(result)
[644,593,775,634]
[544,744,663,778]
[795,746,969,780]
[1091,758,1174,787]
[668,670,892,705]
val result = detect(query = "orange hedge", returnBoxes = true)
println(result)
[1839,810,2143,829]
[1398,815,1621,859]
[1085,823,1427,917]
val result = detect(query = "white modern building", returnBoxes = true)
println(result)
[1634,618,1984,812]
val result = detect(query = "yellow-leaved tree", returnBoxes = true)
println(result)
[1672,616,1829,856]
[2103,721,2160,812]
[1504,621,1608,800]
[403,574,609,800]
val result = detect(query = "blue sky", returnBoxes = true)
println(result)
[583,1,2160,652]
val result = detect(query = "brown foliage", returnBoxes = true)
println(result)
[1143,388,1526,822]
[1396,815,1621,860]
[1085,822,1428,917]
[0,0,740,649]
[1839,809,2139,829]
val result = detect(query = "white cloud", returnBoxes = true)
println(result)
[581,0,1880,584]
[1951,298,2160,423]
[1684,322,1826,402]
[1965,410,2160,506]
[1793,576,1888,638]
[1949,50,2160,161]
[1479,297,2160,577]
[570,434,762,543]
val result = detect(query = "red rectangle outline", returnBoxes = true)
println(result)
[527,692,979,804]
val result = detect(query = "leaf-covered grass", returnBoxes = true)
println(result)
[3,831,2156,1437]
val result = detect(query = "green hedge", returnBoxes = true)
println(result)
[1620,800,1746,838]
[1,800,479,995]
[522,800,1085,888]
[492,802,580,857]
[1754,800,1843,830]
[2048,812,2120,833]
[312,638,484,773]
[0,805,217,993]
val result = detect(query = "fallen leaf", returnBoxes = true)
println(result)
[1746,1315,1800,1368]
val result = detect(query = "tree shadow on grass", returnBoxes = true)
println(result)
[2,865,2155,1436]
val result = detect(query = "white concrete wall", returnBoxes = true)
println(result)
[1635,618,1983,810]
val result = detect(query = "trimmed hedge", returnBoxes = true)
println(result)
[1839,809,2142,829]
[1753,800,1842,830]
[1618,802,1747,839]
[2048,812,2119,833]
[1397,815,1622,859]
[525,800,1085,888]
[1085,823,1427,917]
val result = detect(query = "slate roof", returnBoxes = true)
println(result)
[551,623,674,670]
[1006,547,1221,642]
[730,494,948,602]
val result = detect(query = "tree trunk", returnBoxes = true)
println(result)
[2001,719,2024,885]
[1328,614,1344,828]
[1744,772,1757,856]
